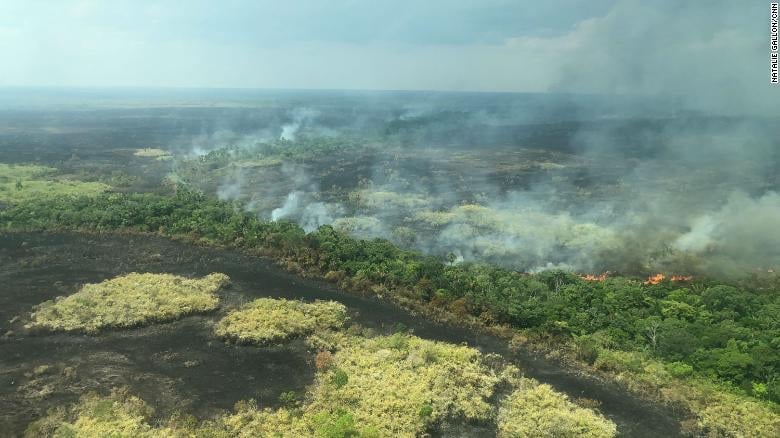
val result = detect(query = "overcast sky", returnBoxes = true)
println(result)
[0,0,776,110]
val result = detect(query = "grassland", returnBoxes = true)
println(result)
[0,163,109,204]
[26,272,229,333]
[215,298,348,344]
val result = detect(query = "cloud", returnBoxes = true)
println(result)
[0,0,603,91]
[550,0,774,114]
[2,0,771,103]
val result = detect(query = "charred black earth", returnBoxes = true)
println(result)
[0,232,682,437]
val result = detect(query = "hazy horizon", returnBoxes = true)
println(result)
[2,0,777,115]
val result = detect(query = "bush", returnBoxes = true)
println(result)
[666,361,694,379]
[418,403,434,419]
[313,412,360,438]
[315,351,334,370]
[767,380,780,403]
[27,331,618,438]
[593,350,644,374]
[278,391,299,407]
[573,335,602,365]
[330,368,349,388]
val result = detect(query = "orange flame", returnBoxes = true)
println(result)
[581,273,608,281]
[644,273,693,284]
[644,273,666,285]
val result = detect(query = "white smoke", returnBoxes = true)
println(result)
[671,191,780,273]
[279,108,319,141]
[279,123,300,141]
[176,129,276,157]
[216,169,245,201]
[674,215,717,253]
[269,163,346,232]
[271,191,342,232]
[271,191,303,221]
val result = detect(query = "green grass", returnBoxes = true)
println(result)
[0,163,109,204]
[214,298,348,344]
[0,163,54,180]
[27,272,228,333]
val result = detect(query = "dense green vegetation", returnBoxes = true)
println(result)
[26,272,228,333]
[215,298,348,344]
[2,190,778,435]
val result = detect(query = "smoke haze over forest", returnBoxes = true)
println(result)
[1,0,779,278]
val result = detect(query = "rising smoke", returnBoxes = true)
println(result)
[178,0,780,278]
[279,108,320,141]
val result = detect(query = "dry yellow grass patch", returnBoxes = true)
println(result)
[215,298,348,344]
[133,148,172,160]
[27,273,228,333]
[497,380,617,437]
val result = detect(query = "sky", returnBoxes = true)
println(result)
[0,0,776,110]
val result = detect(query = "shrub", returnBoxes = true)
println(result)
[573,335,602,365]
[278,391,299,407]
[418,403,434,419]
[752,382,768,399]
[330,368,349,388]
[313,411,360,438]
[696,391,780,437]
[666,361,694,379]
[315,351,334,370]
[593,350,644,374]
[767,380,780,403]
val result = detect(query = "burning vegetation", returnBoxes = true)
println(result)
[580,273,609,281]
[643,273,694,285]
